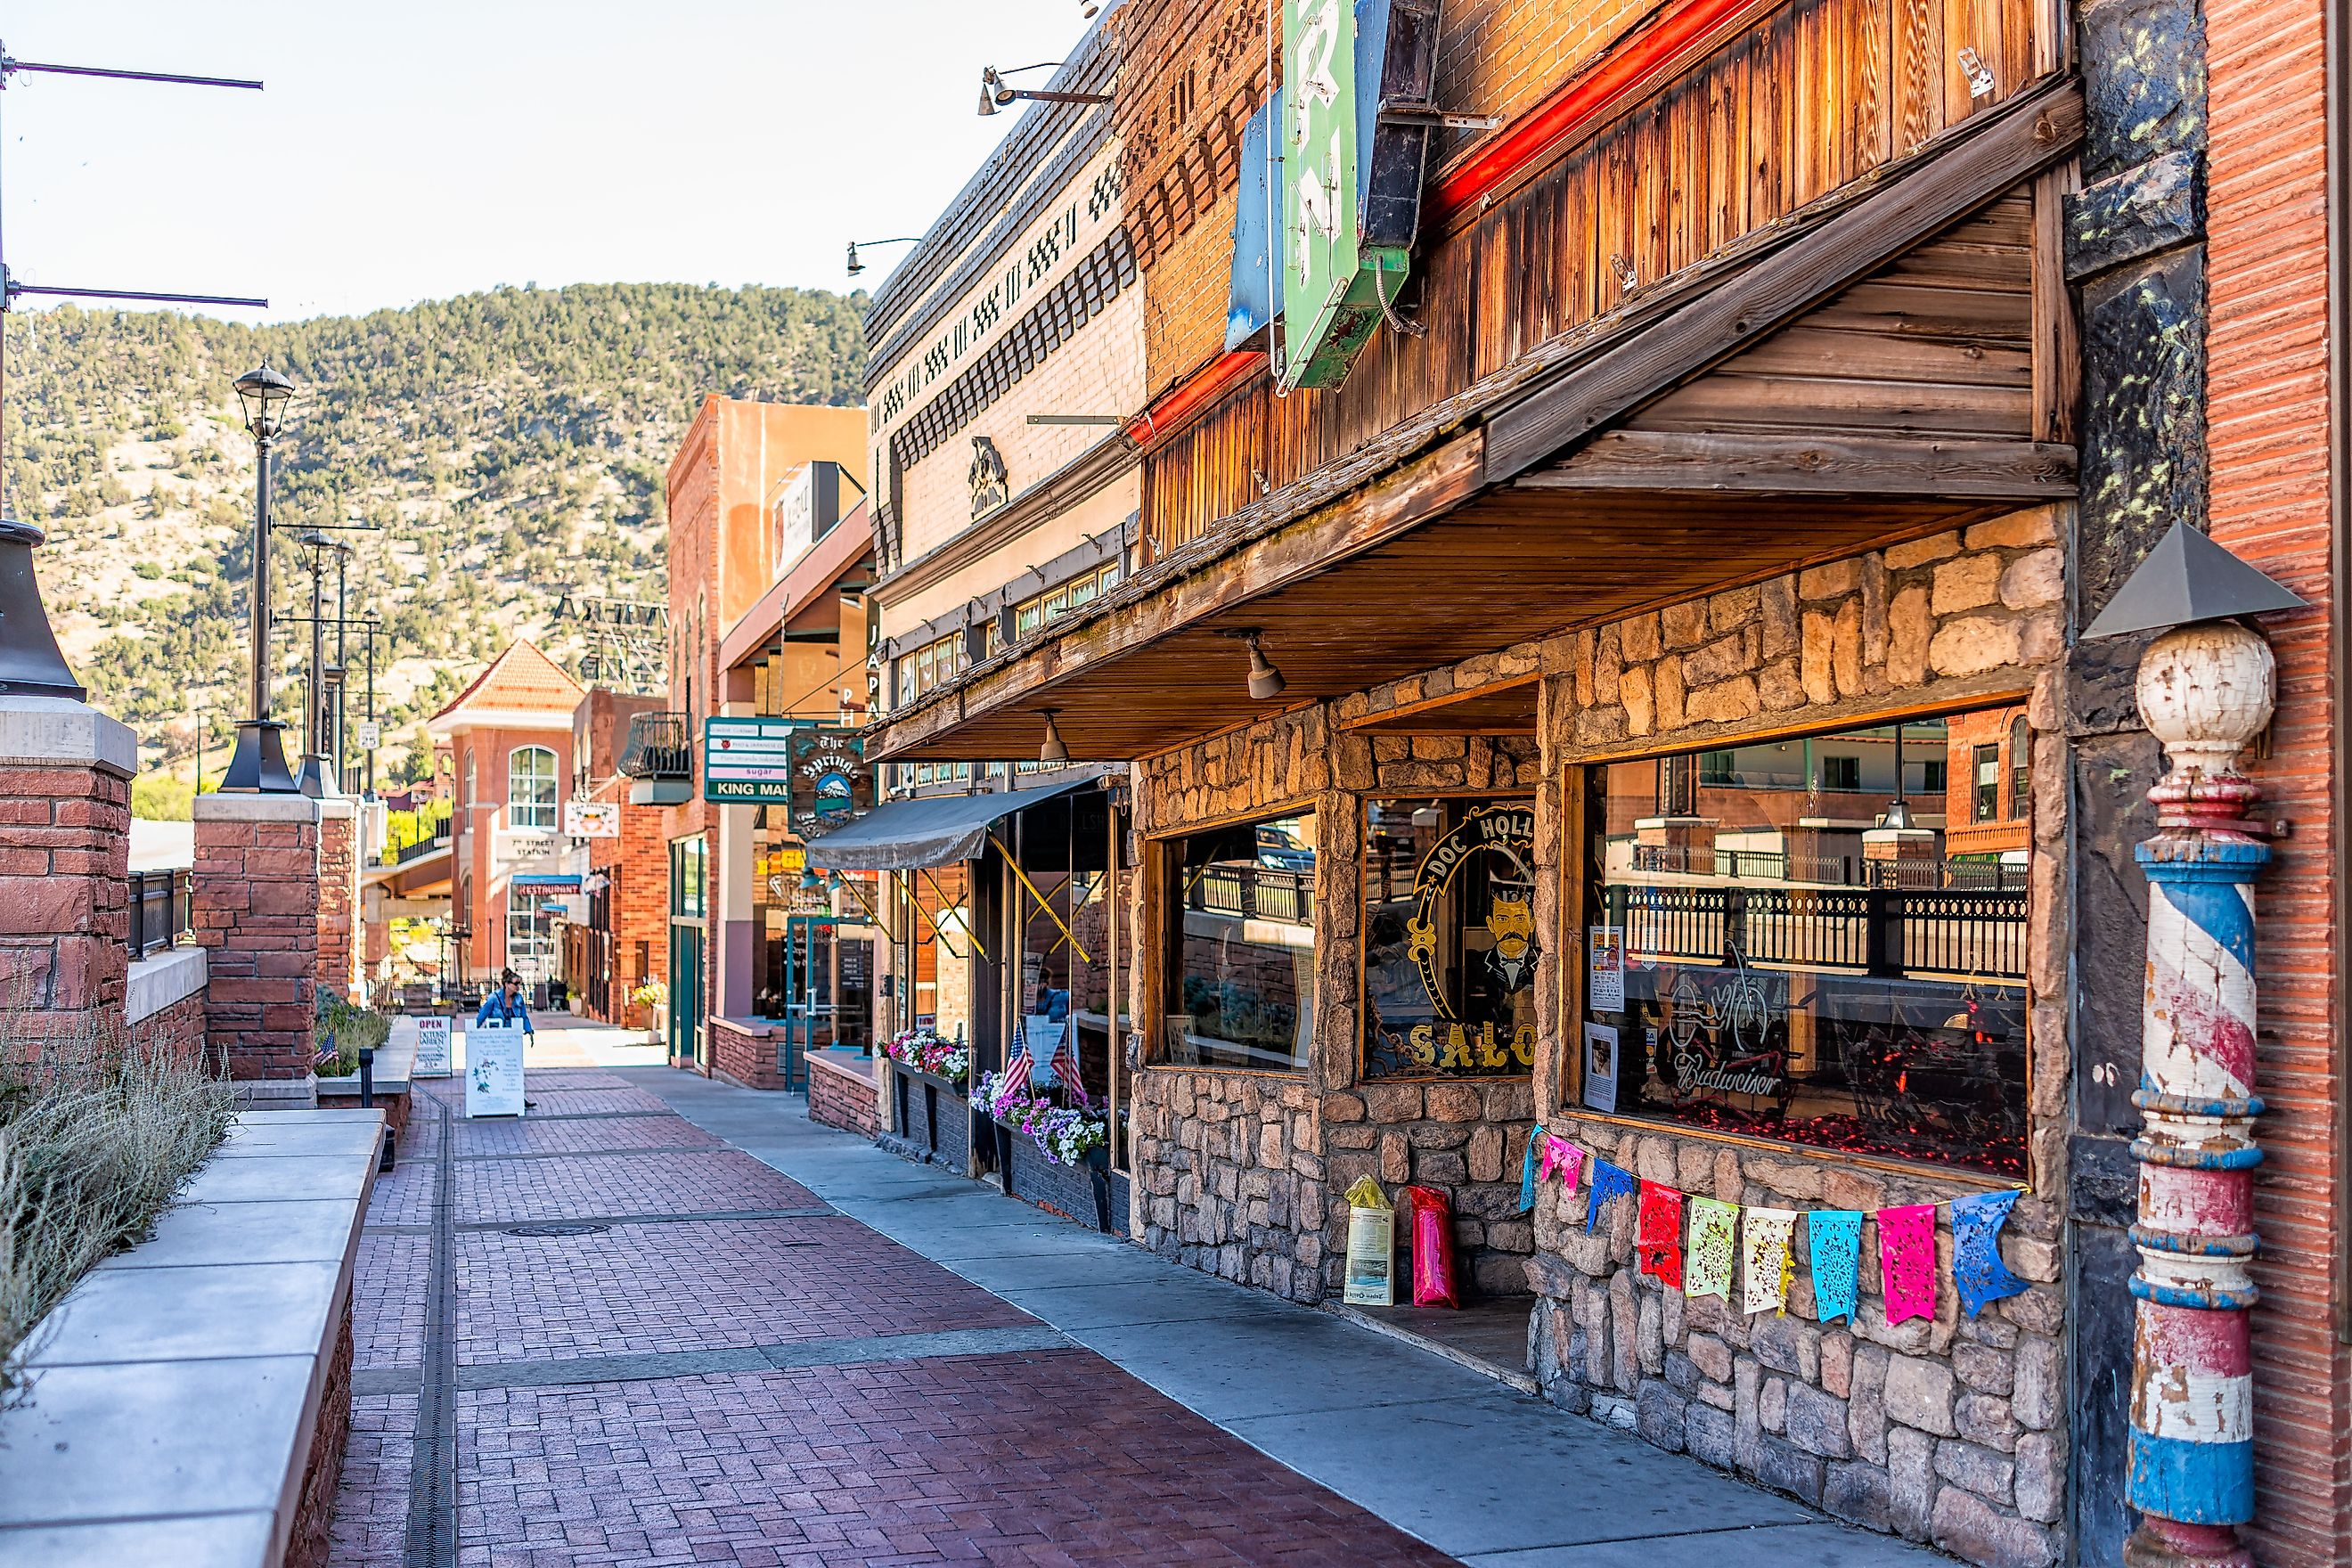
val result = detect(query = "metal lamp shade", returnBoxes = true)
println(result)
[233,363,296,437]
[0,519,86,700]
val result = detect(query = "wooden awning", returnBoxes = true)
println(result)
[870,80,2083,765]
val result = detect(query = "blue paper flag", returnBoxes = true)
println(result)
[1809,1209,1864,1324]
[1951,1190,2029,1318]
[1585,1159,1637,1233]
[1518,1123,1544,1213]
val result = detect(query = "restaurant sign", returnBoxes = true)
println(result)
[788,729,873,839]
[702,716,810,804]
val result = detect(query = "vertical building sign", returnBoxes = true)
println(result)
[1282,0,1361,388]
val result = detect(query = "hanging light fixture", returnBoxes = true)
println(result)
[1039,708,1070,765]
[1244,630,1286,700]
[845,236,923,277]
[976,61,1110,118]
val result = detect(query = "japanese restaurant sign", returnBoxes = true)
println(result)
[703,716,809,804]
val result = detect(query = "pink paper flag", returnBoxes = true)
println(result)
[1877,1204,1938,1325]
[1539,1135,1583,1189]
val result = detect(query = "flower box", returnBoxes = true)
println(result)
[888,1061,970,1173]
[994,1118,1113,1232]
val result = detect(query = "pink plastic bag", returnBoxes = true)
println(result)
[1403,1184,1460,1309]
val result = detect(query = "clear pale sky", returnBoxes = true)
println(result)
[4,1,1098,321]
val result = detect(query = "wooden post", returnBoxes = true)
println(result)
[1107,796,1122,1172]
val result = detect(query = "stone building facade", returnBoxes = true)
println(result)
[1115,508,2070,1564]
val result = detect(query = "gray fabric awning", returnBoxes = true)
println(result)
[804,776,1098,871]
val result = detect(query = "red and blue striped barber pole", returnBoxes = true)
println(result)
[2125,621,2278,1568]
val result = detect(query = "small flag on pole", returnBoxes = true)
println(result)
[994,1045,1035,1113]
[1049,1035,1089,1107]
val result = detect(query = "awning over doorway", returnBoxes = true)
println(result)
[804,776,1100,871]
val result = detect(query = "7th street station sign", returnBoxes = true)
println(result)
[702,716,808,804]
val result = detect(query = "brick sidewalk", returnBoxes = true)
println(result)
[331,1069,1456,1567]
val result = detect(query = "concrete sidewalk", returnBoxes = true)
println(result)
[625,1067,1949,1568]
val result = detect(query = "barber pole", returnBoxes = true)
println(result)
[2124,620,2274,1568]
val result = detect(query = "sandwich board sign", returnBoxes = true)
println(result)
[465,1020,526,1117]
[412,1015,453,1078]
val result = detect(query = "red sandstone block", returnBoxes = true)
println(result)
[0,877,96,938]
[0,800,56,828]
[0,767,96,798]
[248,886,321,919]
[242,848,317,878]
[53,800,129,832]
[0,850,48,877]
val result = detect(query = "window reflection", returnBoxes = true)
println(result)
[1581,708,2030,1175]
[1163,813,1316,1071]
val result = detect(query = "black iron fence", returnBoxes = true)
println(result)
[392,819,451,865]
[1607,881,2027,980]
[1629,844,2026,892]
[127,868,192,958]
[618,711,692,779]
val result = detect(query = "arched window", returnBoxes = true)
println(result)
[509,746,557,830]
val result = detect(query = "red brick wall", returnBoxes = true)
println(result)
[195,804,321,1082]
[317,809,357,997]
[0,759,128,1049]
[2202,0,2348,1549]
[709,1016,788,1091]
[584,772,668,1025]
[129,987,207,1065]
[809,1049,881,1137]
[452,721,575,976]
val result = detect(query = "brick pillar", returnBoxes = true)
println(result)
[0,697,135,1052]
[317,797,358,999]
[194,794,323,1107]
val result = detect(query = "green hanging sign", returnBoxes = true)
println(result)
[1281,0,1412,389]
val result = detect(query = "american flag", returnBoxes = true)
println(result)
[995,1043,1035,1111]
[1049,1034,1090,1107]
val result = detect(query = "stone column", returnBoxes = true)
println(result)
[2124,622,2274,1568]
[0,696,136,1052]
[316,796,359,998]
[194,794,323,1106]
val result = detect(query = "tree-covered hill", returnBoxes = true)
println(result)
[4,282,866,778]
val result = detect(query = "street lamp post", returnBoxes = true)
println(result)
[219,363,298,794]
[293,530,339,797]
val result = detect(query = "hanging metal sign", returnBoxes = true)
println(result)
[703,716,808,804]
[788,729,873,838]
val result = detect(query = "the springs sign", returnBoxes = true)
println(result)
[788,730,872,839]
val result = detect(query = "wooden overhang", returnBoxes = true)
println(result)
[869,78,2085,765]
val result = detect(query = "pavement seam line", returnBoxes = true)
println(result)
[355,1324,1075,1394]
[401,1092,459,1568]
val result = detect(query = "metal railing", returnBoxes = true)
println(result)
[617,711,692,779]
[127,868,192,957]
[1629,844,2027,892]
[392,819,451,864]
[1607,881,2027,980]
[1187,863,1311,925]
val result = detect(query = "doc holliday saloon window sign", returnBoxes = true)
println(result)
[1362,799,1539,1078]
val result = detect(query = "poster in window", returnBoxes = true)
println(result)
[1361,799,1539,1079]
[1588,926,1625,1012]
[1582,1022,1619,1114]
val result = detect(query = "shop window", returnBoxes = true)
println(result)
[1973,744,2000,821]
[1162,812,1316,1072]
[1579,708,2027,1176]
[1920,757,1947,793]
[506,886,560,980]
[509,746,557,830]
[2009,716,2029,818]
[1362,798,1537,1079]
[669,837,705,920]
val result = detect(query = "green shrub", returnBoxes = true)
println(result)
[129,772,192,821]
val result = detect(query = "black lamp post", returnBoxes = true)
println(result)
[292,528,341,797]
[0,519,85,700]
[220,363,298,793]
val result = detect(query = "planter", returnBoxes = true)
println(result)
[886,1063,970,1173]
[1108,1164,1132,1235]
[996,1119,1114,1232]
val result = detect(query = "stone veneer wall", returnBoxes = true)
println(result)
[1514,507,2072,1568]
[1126,508,2072,1566]
[1128,702,1548,1301]
[316,801,358,997]
[708,1016,788,1090]
[0,698,135,1053]
[129,988,208,1062]
[194,795,323,1099]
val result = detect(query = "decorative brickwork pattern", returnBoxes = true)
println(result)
[195,800,323,1082]
[807,1050,881,1137]
[0,759,129,1049]
[128,988,207,1064]
[318,806,358,996]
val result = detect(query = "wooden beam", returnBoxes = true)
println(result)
[1521,431,2078,497]
[1482,78,2087,479]
[869,429,1488,759]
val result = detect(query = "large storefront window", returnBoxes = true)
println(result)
[1162,813,1315,1072]
[1579,709,2029,1176]
[505,885,561,982]
[1362,798,1538,1078]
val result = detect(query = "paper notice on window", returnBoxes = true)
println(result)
[412,1016,452,1078]
[1588,927,1626,1013]
[1582,1022,1620,1115]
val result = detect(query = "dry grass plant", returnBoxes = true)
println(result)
[0,1011,233,1403]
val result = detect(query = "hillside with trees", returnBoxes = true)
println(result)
[4,282,866,781]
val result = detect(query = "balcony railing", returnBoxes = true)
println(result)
[618,711,692,780]
[391,820,451,865]
[128,868,192,958]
